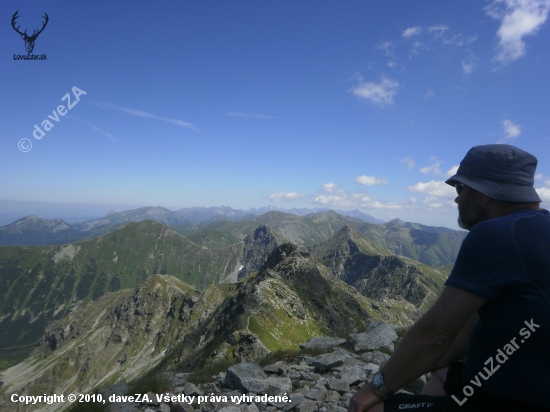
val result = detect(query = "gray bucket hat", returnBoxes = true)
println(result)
[445,144,541,202]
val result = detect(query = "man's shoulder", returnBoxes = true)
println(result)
[471,209,550,235]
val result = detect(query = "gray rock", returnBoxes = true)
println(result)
[299,337,346,351]
[340,393,353,408]
[339,357,370,370]
[296,400,318,412]
[146,392,159,406]
[282,394,306,411]
[158,404,171,412]
[339,367,366,386]
[224,363,267,391]
[324,379,349,395]
[304,387,327,403]
[300,371,321,382]
[171,373,190,387]
[319,406,347,412]
[244,377,292,397]
[219,407,241,412]
[360,362,380,372]
[182,382,203,396]
[263,362,289,375]
[359,350,390,365]
[350,322,398,352]
[241,403,260,412]
[312,351,351,373]
[324,390,341,402]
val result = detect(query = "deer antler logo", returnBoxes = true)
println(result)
[11,11,49,54]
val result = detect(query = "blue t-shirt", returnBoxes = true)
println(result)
[446,209,550,408]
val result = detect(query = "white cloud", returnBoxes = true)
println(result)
[462,60,475,74]
[420,158,444,176]
[268,192,304,202]
[499,119,522,142]
[225,112,278,119]
[399,157,416,169]
[92,102,198,131]
[425,89,435,98]
[446,165,459,177]
[408,181,457,198]
[403,26,423,38]
[355,175,388,186]
[314,193,415,210]
[314,194,356,208]
[350,76,399,107]
[536,187,550,203]
[321,182,338,193]
[67,116,116,141]
[377,41,396,57]
[428,25,450,37]
[485,0,550,64]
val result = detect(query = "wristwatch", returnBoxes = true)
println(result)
[371,371,393,397]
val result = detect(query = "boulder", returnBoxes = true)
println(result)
[349,322,398,352]
[324,379,349,395]
[299,337,346,351]
[244,377,292,397]
[311,350,351,372]
[223,363,267,391]
[339,367,366,386]
[263,362,289,375]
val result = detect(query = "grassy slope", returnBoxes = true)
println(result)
[0,220,243,370]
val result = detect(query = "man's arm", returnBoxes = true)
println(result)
[432,311,478,370]
[348,286,486,412]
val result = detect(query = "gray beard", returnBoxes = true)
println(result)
[457,207,489,230]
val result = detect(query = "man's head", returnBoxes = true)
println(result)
[446,144,541,230]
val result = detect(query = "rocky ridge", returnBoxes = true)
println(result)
[83,321,422,412]
[311,226,447,311]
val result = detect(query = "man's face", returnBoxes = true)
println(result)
[455,185,490,230]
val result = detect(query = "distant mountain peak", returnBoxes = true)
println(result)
[387,218,405,226]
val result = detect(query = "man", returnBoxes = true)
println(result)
[348,144,550,412]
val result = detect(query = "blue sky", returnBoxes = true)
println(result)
[2,0,550,228]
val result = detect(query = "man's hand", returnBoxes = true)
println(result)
[348,383,385,412]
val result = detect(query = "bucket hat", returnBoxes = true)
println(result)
[445,144,541,202]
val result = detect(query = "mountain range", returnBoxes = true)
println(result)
[0,209,466,411]
[1,244,424,411]
[0,210,463,370]
[0,206,383,247]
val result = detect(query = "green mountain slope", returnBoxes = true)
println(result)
[0,220,244,369]
[311,226,447,311]
[0,245,419,411]
[356,219,467,268]
[0,216,83,246]
[181,210,367,248]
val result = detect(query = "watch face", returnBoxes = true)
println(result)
[373,371,382,387]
